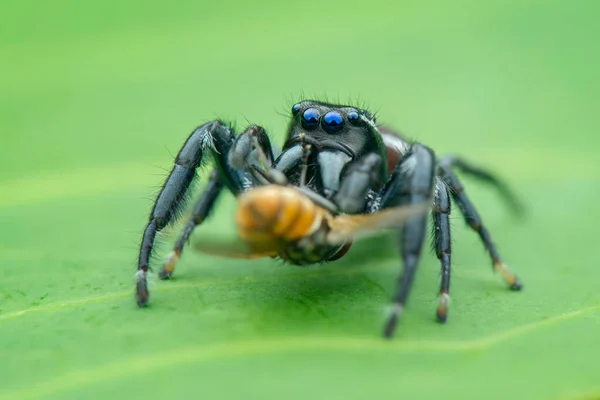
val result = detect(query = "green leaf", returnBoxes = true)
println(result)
[1,1,599,399]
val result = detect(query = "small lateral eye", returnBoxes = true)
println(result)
[302,108,320,129]
[292,103,301,114]
[347,110,359,123]
[322,111,344,133]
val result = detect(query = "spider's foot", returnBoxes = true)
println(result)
[136,269,150,307]
[493,261,523,291]
[159,250,179,280]
[436,292,450,323]
[383,302,404,339]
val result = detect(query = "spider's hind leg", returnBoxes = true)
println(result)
[439,155,524,215]
[439,165,523,290]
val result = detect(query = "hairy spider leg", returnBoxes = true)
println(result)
[136,120,247,306]
[160,169,224,279]
[160,125,279,280]
[439,155,524,215]
[379,143,436,338]
[439,166,523,291]
[432,178,452,322]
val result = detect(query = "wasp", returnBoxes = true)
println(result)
[234,183,425,263]
[135,100,523,338]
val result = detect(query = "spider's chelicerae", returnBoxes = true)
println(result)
[135,100,523,338]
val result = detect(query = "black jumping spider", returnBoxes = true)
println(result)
[135,100,523,338]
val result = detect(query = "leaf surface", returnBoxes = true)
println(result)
[1,1,599,399]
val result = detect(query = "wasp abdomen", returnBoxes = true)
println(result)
[235,185,324,252]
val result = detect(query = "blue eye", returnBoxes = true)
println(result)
[292,103,301,114]
[302,108,320,129]
[348,111,359,123]
[322,111,344,133]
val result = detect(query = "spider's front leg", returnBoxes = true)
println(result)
[379,143,437,338]
[432,178,452,322]
[158,125,277,279]
[159,169,224,279]
[228,125,275,172]
[136,120,244,306]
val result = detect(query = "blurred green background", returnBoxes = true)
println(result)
[1,0,599,399]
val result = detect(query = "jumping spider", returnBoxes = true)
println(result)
[135,100,523,337]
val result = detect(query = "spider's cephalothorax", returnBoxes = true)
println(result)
[279,101,388,193]
[134,100,523,338]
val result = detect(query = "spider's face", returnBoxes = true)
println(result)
[287,100,382,158]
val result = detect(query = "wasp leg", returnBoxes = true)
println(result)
[136,120,243,307]
[380,144,436,338]
[439,166,523,291]
[333,153,382,214]
[432,178,452,323]
[159,169,224,279]
[439,155,524,215]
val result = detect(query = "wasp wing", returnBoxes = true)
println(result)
[325,202,431,245]
[192,237,277,259]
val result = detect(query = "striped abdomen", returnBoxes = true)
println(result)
[235,185,326,255]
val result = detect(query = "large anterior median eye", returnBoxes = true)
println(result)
[302,108,320,129]
[322,111,344,133]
